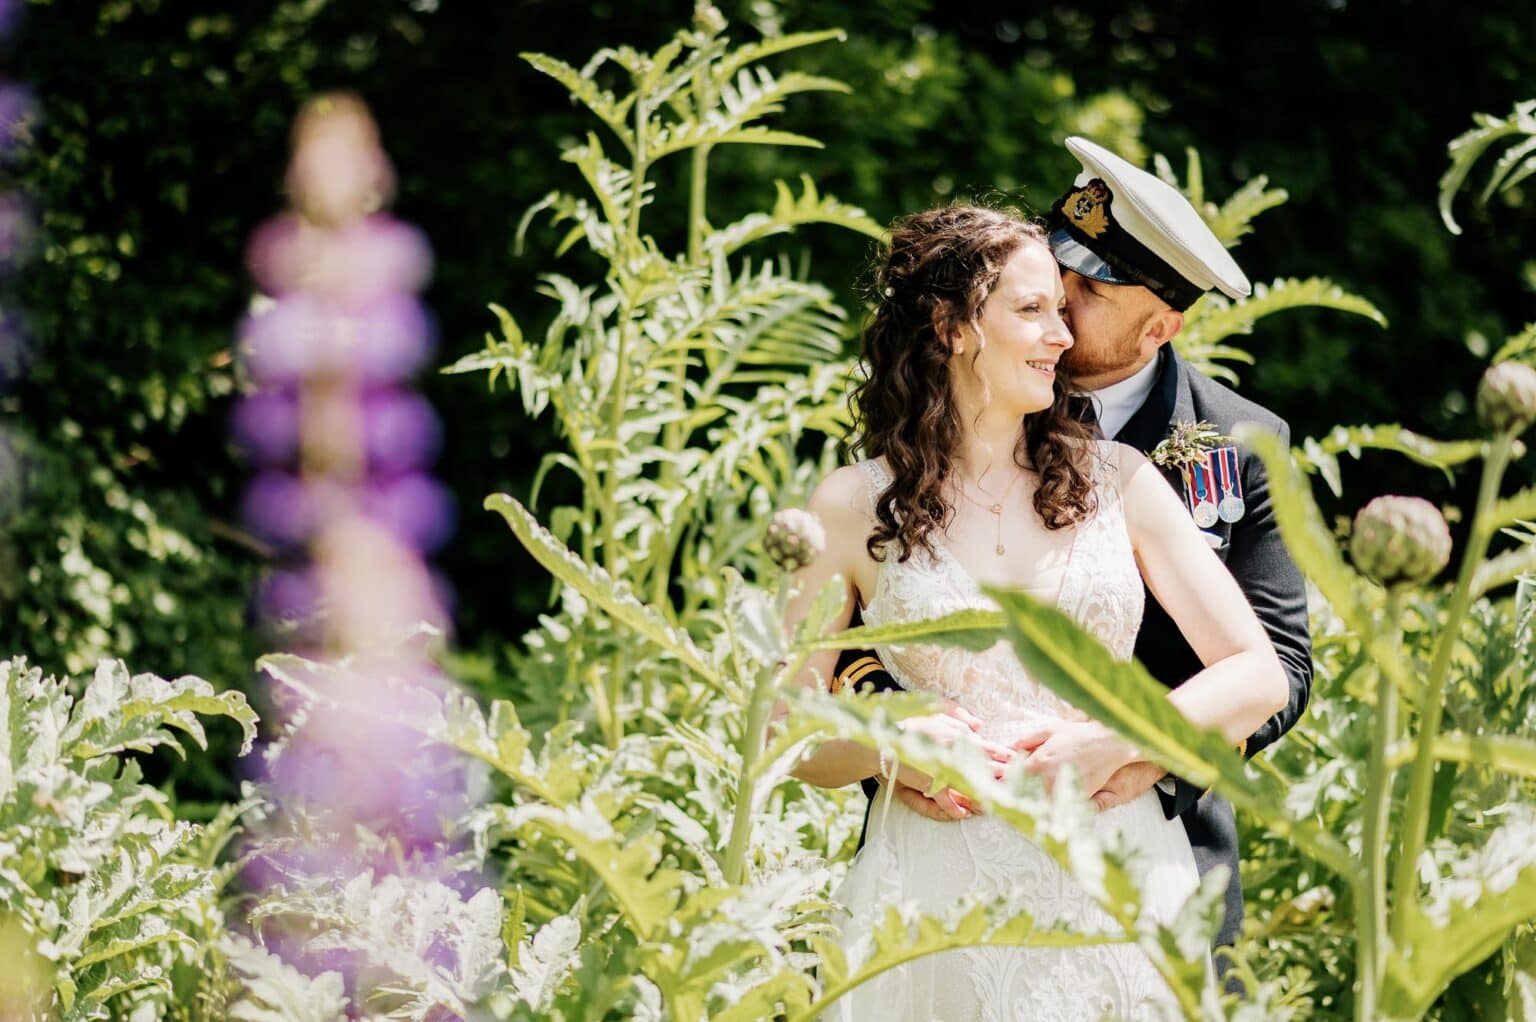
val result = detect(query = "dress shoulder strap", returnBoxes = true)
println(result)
[1089,439,1125,515]
[855,458,892,511]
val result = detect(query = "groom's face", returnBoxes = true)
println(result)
[1059,270,1164,386]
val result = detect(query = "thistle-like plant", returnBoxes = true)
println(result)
[445,9,884,749]
[0,656,257,1021]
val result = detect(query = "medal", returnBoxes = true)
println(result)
[1190,458,1219,528]
[1215,447,1246,523]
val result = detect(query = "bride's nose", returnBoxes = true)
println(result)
[1044,311,1073,349]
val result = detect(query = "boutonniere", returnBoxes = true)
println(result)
[1149,420,1234,469]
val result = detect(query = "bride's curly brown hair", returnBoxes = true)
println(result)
[850,204,1098,563]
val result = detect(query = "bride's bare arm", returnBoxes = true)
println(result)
[772,467,886,789]
[1121,445,1289,743]
[771,467,964,795]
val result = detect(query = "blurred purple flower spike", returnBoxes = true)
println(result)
[243,470,312,547]
[0,81,36,163]
[246,213,430,304]
[240,295,323,384]
[258,566,322,624]
[364,390,442,474]
[0,309,32,391]
[366,472,455,553]
[356,292,434,382]
[232,389,301,466]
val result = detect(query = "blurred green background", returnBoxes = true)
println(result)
[3,0,1532,800]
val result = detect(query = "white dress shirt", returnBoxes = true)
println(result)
[1086,354,1161,440]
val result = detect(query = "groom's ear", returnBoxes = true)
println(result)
[1142,307,1185,350]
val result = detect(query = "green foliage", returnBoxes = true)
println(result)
[1440,100,1536,233]
[445,16,879,749]
[0,656,257,1020]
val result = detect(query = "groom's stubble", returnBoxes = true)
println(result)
[1061,305,1160,386]
[1057,271,1169,390]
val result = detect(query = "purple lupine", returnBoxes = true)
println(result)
[235,95,473,921]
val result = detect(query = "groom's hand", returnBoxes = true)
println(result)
[1089,760,1168,813]
[881,779,979,821]
[1012,720,1139,799]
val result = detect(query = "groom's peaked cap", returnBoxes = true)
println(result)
[1047,135,1252,311]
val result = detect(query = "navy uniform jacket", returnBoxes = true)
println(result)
[836,346,1313,948]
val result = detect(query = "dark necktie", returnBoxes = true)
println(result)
[1072,394,1104,439]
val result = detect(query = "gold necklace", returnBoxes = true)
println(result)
[953,469,1027,556]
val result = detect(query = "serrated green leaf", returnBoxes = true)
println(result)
[1295,424,1487,496]
[1177,277,1386,383]
[1440,100,1536,233]
[485,494,723,688]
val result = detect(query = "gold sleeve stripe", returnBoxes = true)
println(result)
[838,656,885,689]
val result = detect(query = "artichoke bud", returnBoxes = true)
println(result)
[764,508,826,573]
[1349,495,1452,587]
[1476,361,1536,435]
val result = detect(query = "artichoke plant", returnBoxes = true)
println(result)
[1476,361,1536,435]
[1349,495,1453,587]
[764,508,827,573]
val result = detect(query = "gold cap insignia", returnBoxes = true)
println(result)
[1063,179,1112,239]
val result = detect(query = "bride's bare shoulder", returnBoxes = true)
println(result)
[806,463,879,543]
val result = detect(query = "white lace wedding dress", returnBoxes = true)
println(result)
[827,445,1203,1021]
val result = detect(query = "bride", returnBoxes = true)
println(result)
[776,205,1287,1019]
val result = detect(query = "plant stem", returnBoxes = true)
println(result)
[1357,589,1403,1022]
[723,654,797,886]
[593,98,653,746]
[653,65,715,610]
[1391,434,1515,934]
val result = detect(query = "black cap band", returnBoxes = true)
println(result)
[1047,180,1205,311]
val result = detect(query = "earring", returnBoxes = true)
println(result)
[955,343,964,356]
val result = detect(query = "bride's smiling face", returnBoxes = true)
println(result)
[949,241,1073,418]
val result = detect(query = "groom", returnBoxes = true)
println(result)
[834,137,1312,961]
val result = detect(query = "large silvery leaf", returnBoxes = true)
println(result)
[1176,277,1386,384]
[251,872,507,1021]
[64,659,257,760]
[485,494,722,687]
[222,934,348,1022]
[476,798,685,942]
[792,608,1005,654]
[1439,99,1536,233]
[507,911,582,1014]
[1295,423,1487,496]
[985,586,1358,881]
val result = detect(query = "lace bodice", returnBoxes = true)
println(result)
[856,442,1144,740]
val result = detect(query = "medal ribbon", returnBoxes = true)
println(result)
[1191,459,1211,506]
[1212,449,1231,501]
[1224,447,1243,499]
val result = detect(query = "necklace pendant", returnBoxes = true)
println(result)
[989,504,1002,514]
[995,543,1005,555]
